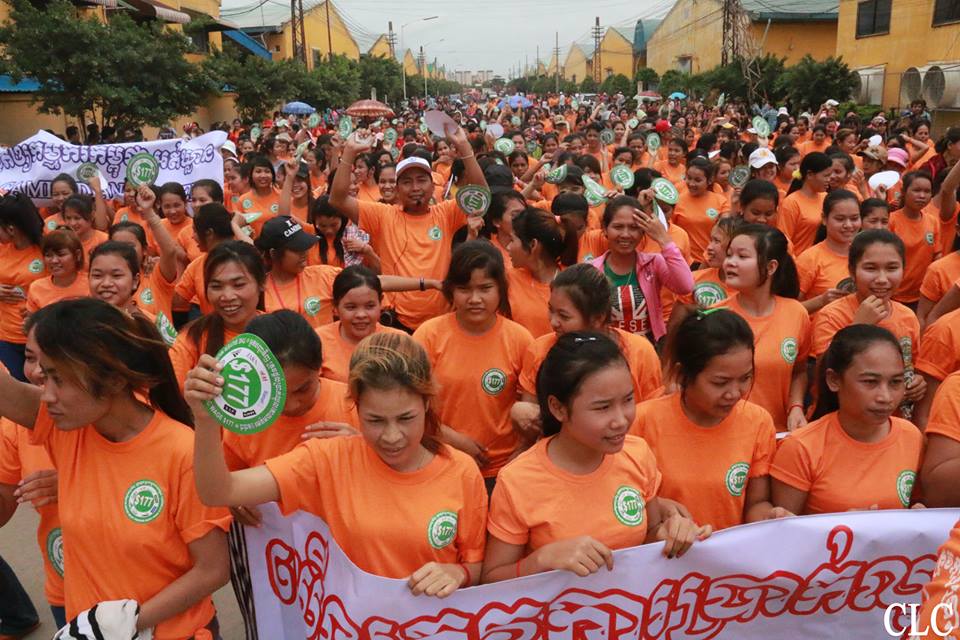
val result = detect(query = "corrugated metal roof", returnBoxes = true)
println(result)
[741,0,838,20]
[633,18,662,52]
[224,29,273,59]
[0,75,41,93]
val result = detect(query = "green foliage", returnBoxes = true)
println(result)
[405,75,463,98]
[658,69,694,98]
[302,53,360,107]
[0,0,215,130]
[775,55,858,111]
[357,55,403,103]
[634,67,659,89]
[204,50,304,120]
[600,73,632,96]
[579,76,598,92]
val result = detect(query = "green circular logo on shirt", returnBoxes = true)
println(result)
[613,485,644,526]
[899,336,914,367]
[693,281,727,308]
[155,311,178,347]
[304,296,321,317]
[123,479,164,524]
[139,287,154,306]
[481,368,507,395]
[270,203,279,214]
[46,527,64,577]
[119,212,129,223]
[582,253,594,262]
[780,337,799,364]
[428,225,442,241]
[725,462,750,497]
[897,470,916,507]
[925,232,935,245]
[427,510,458,549]
[28,259,43,274]
[242,198,253,210]
[706,207,720,220]
[45,218,57,231]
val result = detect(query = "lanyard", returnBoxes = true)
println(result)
[269,274,302,315]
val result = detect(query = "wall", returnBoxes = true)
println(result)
[837,0,960,108]
[264,0,359,70]
[646,0,724,75]
[753,20,837,64]
[563,45,590,83]
[599,29,634,78]
[367,35,391,58]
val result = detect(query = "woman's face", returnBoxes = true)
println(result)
[110,229,145,268]
[506,229,533,271]
[628,137,646,158]
[806,166,833,193]
[904,177,933,210]
[225,167,245,194]
[276,248,307,276]
[337,285,381,341]
[740,196,778,225]
[315,214,343,239]
[89,253,139,308]
[827,342,904,428]
[206,260,261,328]
[44,247,79,278]
[604,206,642,256]
[667,142,684,165]
[35,343,112,432]
[291,176,309,200]
[839,134,857,154]
[435,141,450,158]
[829,160,850,189]
[160,193,187,224]
[510,155,528,178]
[190,187,215,214]
[123,183,137,207]
[915,125,930,143]
[281,362,320,417]
[723,234,765,291]
[549,287,593,336]
[757,163,777,182]
[854,242,903,303]
[781,154,801,179]
[357,386,428,472]
[704,225,730,268]
[543,137,560,155]
[682,345,754,424]
[861,207,889,230]
[252,166,273,190]
[63,208,92,237]
[715,162,731,186]
[685,166,708,196]
[354,159,371,183]
[551,363,635,455]
[812,130,826,144]
[240,140,255,156]
[377,167,397,203]
[824,199,862,245]
[50,181,75,213]
[452,268,500,328]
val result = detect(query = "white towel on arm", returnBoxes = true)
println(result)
[53,599,153,640]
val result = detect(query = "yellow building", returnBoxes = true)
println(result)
[836,0,960,120]
[367,34,391,58]
[563,43,593,84]
[646,0,837,75]
[234,0,359,69]
[598,27,634,79]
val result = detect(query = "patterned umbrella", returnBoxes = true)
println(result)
[345,99,395,118]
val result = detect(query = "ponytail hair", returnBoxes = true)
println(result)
[348,332,443,454]
[730,224,799,298]
[668,309,754,388]
[550,263,612,325]
[788,151,832,195]
[246,310,322,371]
[511,206,579,267]
[33,298,193,426]
[935,127,960,154]
[536,331,627,436]
[0,192,44,247]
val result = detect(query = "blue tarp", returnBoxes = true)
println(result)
[224,30,272,60]
[0,75,42,93]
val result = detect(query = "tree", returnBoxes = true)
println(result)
[635,67,659,90]
[776,55,857,111]
[600,73,632,97]
[0,0,215,132]
[357,55,403,103]
[303,53,360,108]
[580,76,598,92]
[204,50,304,120]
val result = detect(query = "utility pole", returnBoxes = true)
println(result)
[324,0,332,61]
[555,31,560,93]
[290,0,306,64]
[419,46,427,97]
[721,0,734,65]
[592,16,602,83]
[387,21,396,59]
[536,45,540,76]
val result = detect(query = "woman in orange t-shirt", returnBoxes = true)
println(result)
[354,154,382,203]
[0,193,45,380]
[737,179,781,227]
[720,224,810,431]
[773,146,801,196]
[653,137,687,188]
[238,156,281,238]
[771,325,923,514]
[155,183,193,257]
[169,241,265,386]
[778,152,831,254]
[797,189,861,313]
[920,370,960,507]
[413,241,534,482]
[504,208,577,338]
[685,216,740,309]
[0,298,230,638]
[634,309,784,531]
[673,158,730,264]
[188,331,487,596]
[316,266,413,383]
[26,228,88,316]
[278,158,314,224]
[62,194,108,260]
[890,171,941,305]
[40,174,77,232]
[481,331,710,583]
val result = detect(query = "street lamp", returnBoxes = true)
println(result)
[400,15,438,102]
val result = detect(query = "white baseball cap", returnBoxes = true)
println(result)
[396,157,432,177]
[221,139,238,158]
[748,147,778,169]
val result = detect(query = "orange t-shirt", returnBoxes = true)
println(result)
[796,241,852,300]
[519,327,661,401]
[25,274,90,313]
[169,326,242,387]
[811,295,920,364]
[356,181,381,203]
[42,213,66,234]
[265,437,487,577]
[0,418,64,606]
[920,252,960,305]
[176,226,202,264]
[653,160,685,188]
[798,139,830,158]
[358,199,466,329]
[136,267,177,327]
[264,265,340,328]
[30,405,230,639]
[79,229,109,261]
[672,191,730,264]
[684,267,729,308]
[238,189,280,238]
[0,243,44,343]
[413,313,533,477]
[916,308,960,381]
[316,321,405,383]
[927,370,960,441]
[175,254,210,313]
[114,207,157,254]
[505,268,552,338]
[632,394,776,531]
[770,412,922,514]
[578,229,608,263]
[912,519,960,639]
[890,208,941,303]
[778,191,826,255]
[720,294,811,430]
[223,378,357,469]
[488,435,661,551]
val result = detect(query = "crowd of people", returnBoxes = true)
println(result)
[0,90,959,638]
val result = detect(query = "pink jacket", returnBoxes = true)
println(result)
[589,242,694,341]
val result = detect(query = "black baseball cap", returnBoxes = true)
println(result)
[256,216,318,252]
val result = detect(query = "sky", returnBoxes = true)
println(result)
[219,0,675,78]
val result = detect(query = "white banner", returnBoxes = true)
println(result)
[0,130,225,203]
[243,503,960,639]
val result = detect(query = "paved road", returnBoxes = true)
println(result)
[1,506,244,639]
